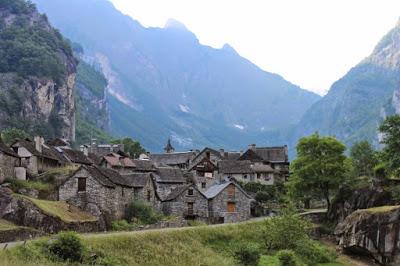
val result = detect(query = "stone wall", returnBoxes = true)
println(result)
[162,187,208,220]
[134,179,161,211]
[209,184,251,223]
[0,153,18,180]
[156,182,183,200]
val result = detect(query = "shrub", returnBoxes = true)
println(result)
[264,213,310,250]
[49,231,84,262]
[276,250,297,266]
[111,220,137,231]
[125,200,162,224]
[233,242,261,266]
[294,239,336,265]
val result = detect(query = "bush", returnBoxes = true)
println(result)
[276,250,297,266]
[264,213,310,250]
[125,200,162,224]
[49,231,84,262]
[233,243,261,266]
[294,239,336,265]
[111,220,137,231]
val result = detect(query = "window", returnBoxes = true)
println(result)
[228,185,235,196]
[201,182,206,189]
[206,151,211,159]
[243,174,248,179]
[188,188,194,196]
[77,178,86,192]
[122,188,125,197]
[227,202,236,213]
[205,172,213,178]
[257,173,261,179]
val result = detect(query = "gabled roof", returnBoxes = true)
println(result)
[121,172,153,188]
[60,148,92,165]
[203,179,252,199]
[102,153,136,168]
[150,151,196,166]
[240,146,288,163]
[188,156,217,171]
[88,152,102,165]
[218,160,253,174]
[154,167,186,183]
[132,159,156,172]
[82,166,116,188]
[12,139,59,161]
[163,184,207,202]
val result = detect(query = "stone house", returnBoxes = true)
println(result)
[59,165,135,226]
[100,153,136,174]
[0,138,21,182]
[162,184,208,221]
[53,147,92,167]
[12,138,61,175]
[190,148,240,168]
[188,156,218,191]
[218,160,277,185]
[81,139,125,157]
[153,167,187,200]
[239,145,289,180]
[204,178,252,223]
[122,172,161,210]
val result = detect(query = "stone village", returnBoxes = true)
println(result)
[0,136,289,232]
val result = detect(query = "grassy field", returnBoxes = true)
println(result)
[0,219,349,266]
[15,195,97,223]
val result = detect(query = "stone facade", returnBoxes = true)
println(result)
[207,183,252,223]
[162,185,208,220]
[133,177,161,211]
[59,168,134,226]
[0,153,19,181]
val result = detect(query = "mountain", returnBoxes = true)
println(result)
[32,0,320,151]
[289,19,400,153]
[0,0,77,140]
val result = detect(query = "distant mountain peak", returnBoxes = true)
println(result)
[222,43,238,54]
[164,18,188,31]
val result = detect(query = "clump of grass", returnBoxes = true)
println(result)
[5,178,51,194]
[355,205,400,214]
[0,219,19,231]
[111,220,137,231]
[187,220,207,227]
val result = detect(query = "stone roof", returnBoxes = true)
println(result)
[132,159,156,171]
[218,160,253,174]
[154,167,186,183]
[121,172,153,188]
[61,148,92,165]
[0,139,19,158]
[102,153,136,168]
[253,146,288,162]
[150,151,196,166]
[84,166,116,188]
[13,139,59,161]
[251,164,275,173]
[88,152,102,165]
[203,179,252,199]
[163,184,206,201]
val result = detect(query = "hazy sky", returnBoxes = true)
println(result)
[109,0,400,95]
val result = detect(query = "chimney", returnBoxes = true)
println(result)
[34,136,42,153]
[249,144,256,151]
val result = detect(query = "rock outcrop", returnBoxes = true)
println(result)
[0,187,101,233]
[328,186,393,224]
[335,206,400,265]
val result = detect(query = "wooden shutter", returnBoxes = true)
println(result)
[227,202,236,213]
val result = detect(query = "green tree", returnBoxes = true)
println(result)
[288,133,348,210]
[1,127,29,144]
[112,138,146,158]
[350,140,377,178]
[379,115,400,177]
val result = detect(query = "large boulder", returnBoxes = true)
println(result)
[328,186,393,224]
[335,206,400,265]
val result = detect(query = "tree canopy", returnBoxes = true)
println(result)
[288,133,348,210]
[111,138,146,158]
[349,140,377,178]
[379,115,400,177]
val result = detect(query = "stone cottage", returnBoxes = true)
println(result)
[12,138,61,175]
[189,147,241,168]
[153,167,187,200]
[218,160,277,185]
[0,138,21,182]
[239,145,289,180]
[188,156,218,191]
[59,165,135,226]
[122,172,161,210]
[150,151,197,170]
[162,184,208,221]
[204,178,252,223]
[100,153,136,174]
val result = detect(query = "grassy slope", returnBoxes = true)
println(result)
[0,220,19,231]
[0,220,348,266]
[15,195,97,223]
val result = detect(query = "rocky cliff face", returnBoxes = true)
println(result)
[0,1,77,140]
[335,206,400,265]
